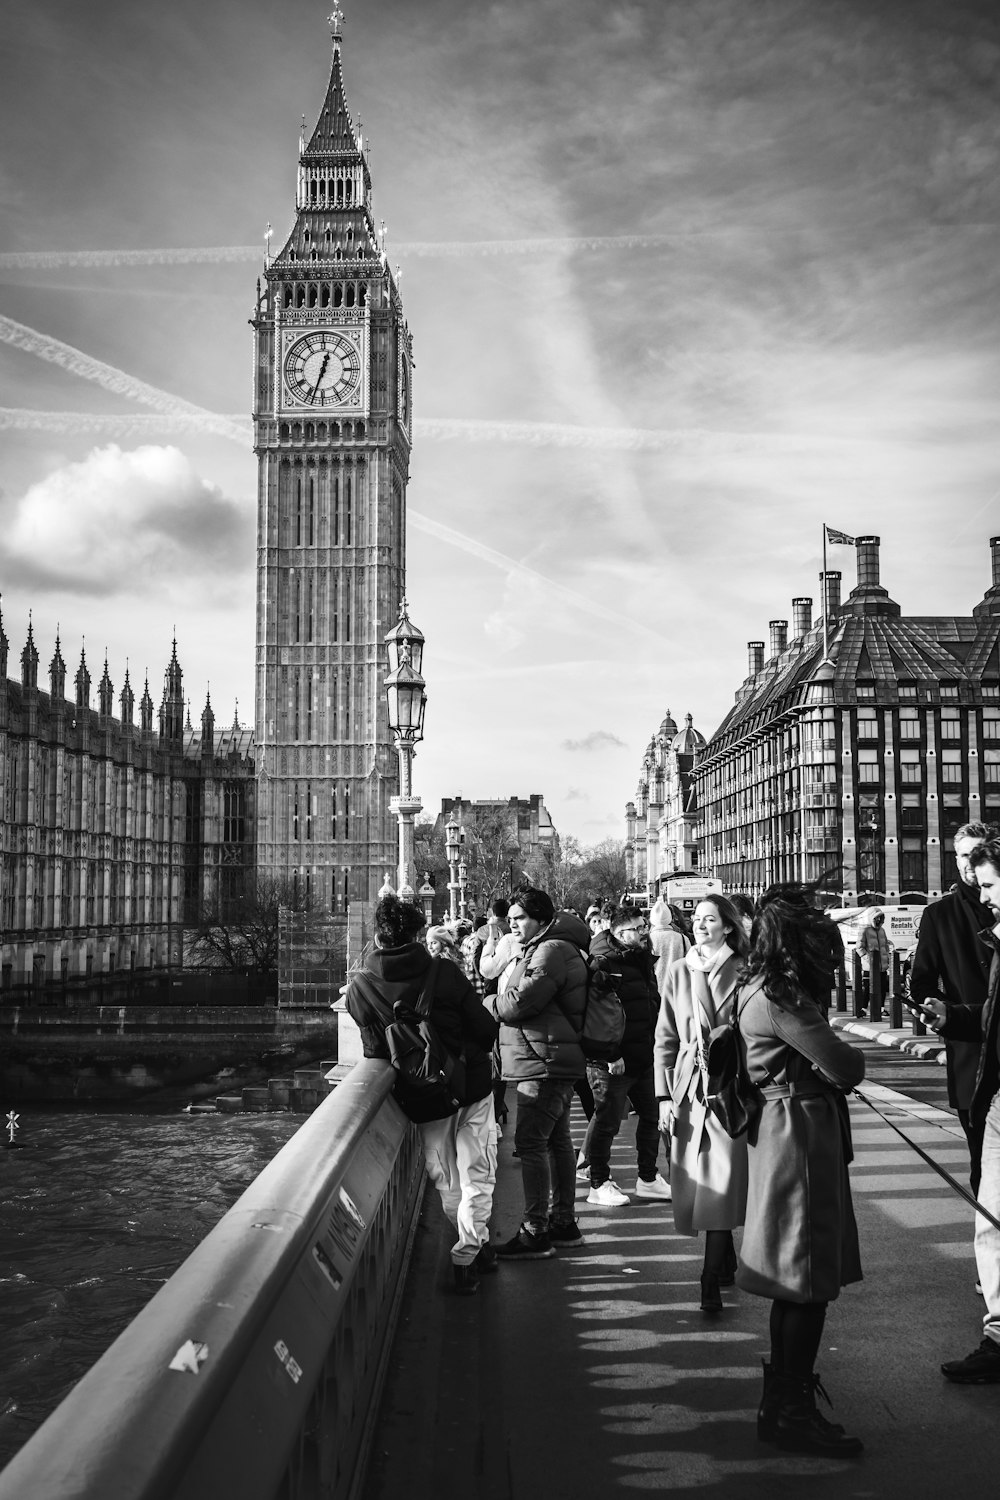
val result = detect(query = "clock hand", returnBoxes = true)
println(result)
[309,353,330,403]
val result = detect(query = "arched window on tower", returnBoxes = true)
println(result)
[295,285,305,308]
[345,476,352,545]
[308,284,317,307]
[283,285,293,308]
[345,284,355,308]
[308,477,315,544]
[333,284,343,307]
[333,474,340,542]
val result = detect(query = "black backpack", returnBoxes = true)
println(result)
[579,955,627,1061]
[378,959,467,1113]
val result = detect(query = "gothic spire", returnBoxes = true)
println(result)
[98,653,114,719]
[140,673,154,736]
[21,614,39,692]
[120,665,135,727]
[75,642,91,709]
[273,8,378,264]
[49,629,66,702]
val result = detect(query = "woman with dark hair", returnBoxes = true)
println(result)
[736,891,865,1456]
[654,894,750,1312]
[346,893,500,1295]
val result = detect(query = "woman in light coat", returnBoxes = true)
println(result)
[737,888,864,1457]
[654,894,749,1312]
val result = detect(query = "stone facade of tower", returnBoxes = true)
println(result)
[251,12,413,912]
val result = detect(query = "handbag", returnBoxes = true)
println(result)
[697,996,759,1139]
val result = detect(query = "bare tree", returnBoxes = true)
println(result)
[522,834,588,911]
[464,806,523,909]
[579,838,629,905]
[188,874,307,973]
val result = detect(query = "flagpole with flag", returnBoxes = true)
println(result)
[822,524,855,664]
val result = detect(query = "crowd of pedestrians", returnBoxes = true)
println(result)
[344,823,1000,1457]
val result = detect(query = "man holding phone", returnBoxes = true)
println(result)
[917,839,1000,1383]
[909,822,997,1192]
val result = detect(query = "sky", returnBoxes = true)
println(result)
[1,0,998,845]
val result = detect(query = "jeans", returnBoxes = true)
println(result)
[976,1090,1000,1346]
[514,1077,577,1232]
[582,1064,660,1185]
[419,1093,497,1265]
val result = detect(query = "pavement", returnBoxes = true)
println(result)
[362,1036,996,1500]
[829,1008,949,1065]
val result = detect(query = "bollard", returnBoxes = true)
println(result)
[870,953,883,1023]
[889,953,903,1029]
[852,952,865,1018]
[835,962,847,1014]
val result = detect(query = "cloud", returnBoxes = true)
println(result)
[562,730,628,753]
[0,444,251,596]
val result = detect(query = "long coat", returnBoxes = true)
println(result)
[653,949,748,1234]
[735,977,865,1303]
[909,881,993,1110]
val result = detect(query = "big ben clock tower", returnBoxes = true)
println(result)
[251,7,413,910]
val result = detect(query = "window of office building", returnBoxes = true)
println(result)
[899,748,922,784]
[856,681,876,700]
[900,791,924,831]
[940,681,959,700]
[856,708,879,741]
[900,837,926,890]
[985,748,1000,784]
[898,681,918,699]
[983,709,1000,740]
[941,748,963,783]
[898,707,920,740]
[983,682,999,701]
[940,710,962,741]
[857,748,880,784]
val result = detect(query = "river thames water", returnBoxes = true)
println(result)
[0,1106,303,1472]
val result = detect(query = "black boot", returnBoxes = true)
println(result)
[700,1273,723,1313]
[757,1359,779,1443]
[774,1374,861,1456]
[718,1232,738,1287]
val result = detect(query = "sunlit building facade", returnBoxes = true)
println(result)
[625,710,708,894]
[694,535,1000,902]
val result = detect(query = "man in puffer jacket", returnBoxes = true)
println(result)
[495,886,589,1259]
[346,893,499,1296]
[584,907,671,1205]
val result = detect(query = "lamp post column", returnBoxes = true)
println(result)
[445,817,460,922]
[384,600,427,903]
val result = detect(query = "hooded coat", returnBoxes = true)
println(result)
[495,911,589,1081]
[735,977,865,1303]
[345,942,498,1122]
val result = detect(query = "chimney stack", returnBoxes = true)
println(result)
[992,535,1000,589]
[820,570,841,621]
[856,535,881,589]
[792,597,813,637]
[748,640,765,677]
[974,535,1000,619]
[769,619,788,658]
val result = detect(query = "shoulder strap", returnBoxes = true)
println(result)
[413,956,441,1018]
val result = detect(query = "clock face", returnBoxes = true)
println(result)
[283,331,362,407]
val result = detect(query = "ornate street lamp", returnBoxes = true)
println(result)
[445,815,461,921]
[418,871,436,926]
[458,851,469,921]
[384,600,426,900]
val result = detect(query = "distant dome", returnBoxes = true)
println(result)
[657,707,679,741]
[671,712,706,755]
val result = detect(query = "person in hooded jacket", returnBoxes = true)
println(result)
[583,906,672,1206]
[649,896,690,1004]
[494,886,589,1260]
[345,893,499,1296]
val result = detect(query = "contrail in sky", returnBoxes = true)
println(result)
[409,508,662,646]
[0,233,718,273]
[0,315,246,443]
[0,403,830,456]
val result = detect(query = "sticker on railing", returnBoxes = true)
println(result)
[274,1340,303,1384]
[338,1186,366,1231]
[169,1340,209,1374]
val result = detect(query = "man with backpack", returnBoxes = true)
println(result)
[494,887,589,1259]
[345,892,500,1295]
[583,906,671,1205]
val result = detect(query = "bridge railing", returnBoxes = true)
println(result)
[0,1059,425,1500]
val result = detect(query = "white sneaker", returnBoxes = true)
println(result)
[587,1179,630,1207]
[635,1174,672,1201]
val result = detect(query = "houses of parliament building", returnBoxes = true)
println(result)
[0,12,409,990]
